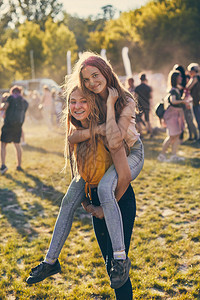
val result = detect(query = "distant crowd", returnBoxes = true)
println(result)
[0,85,65,128]
[126,62,200,162]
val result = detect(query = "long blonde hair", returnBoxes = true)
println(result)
[63,84,101,177]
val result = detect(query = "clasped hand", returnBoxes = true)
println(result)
[107,87,119,105]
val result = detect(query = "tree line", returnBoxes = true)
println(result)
[0,0,199,88]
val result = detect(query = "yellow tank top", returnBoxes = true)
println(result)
[74,138,112,198]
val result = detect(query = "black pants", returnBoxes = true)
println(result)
[91,185,136,300]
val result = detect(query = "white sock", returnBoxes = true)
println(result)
[44,257,57,265]
[113,250,126,260]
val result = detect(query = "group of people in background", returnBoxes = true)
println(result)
[0,84,65,175]
[125,62,200,162]
[157,63,200,162]
[27,86,65,126]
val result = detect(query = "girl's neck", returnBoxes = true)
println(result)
[80,119,89,128]
[99,88,109,101]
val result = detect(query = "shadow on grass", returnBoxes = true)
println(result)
[181,140,200,149]
[5,172,65,207]
[187,157,200,168]
[0,188,38,237]
[143,136,200,168]
[22,144,63,157]
[142,137,164,159]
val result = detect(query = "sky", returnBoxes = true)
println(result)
[61,0,149,18]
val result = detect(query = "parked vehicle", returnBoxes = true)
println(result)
[11,78,61,95]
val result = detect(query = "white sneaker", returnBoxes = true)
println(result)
[168,155,185,162]
[157,153,167,162]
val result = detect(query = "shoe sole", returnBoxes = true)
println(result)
[26,267,61,284]
[110,258,131,289]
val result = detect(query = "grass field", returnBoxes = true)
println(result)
[0,122,200,300]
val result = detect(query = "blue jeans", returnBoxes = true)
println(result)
[193,104,200,137]
[97,138,144,252]
[45,176,85,262]
[91,185,136,300]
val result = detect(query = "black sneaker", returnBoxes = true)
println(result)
[110,257,131,289]
[16,166,23,172]
[1,165,8,175]
[26,260,61,284]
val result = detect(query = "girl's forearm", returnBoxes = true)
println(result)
[106,103,123,149]
[68,128,91,144]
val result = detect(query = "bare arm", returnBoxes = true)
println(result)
[68,128,91,144]
[106,88,134,150]
[170,95,188,105]
[0,102,9,111]
[68,123,106,144]
[82,198,104,219]
[186,77,198,90]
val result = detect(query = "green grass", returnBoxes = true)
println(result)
[0,122,200,299]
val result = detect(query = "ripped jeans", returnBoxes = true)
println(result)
[97,138,144,252]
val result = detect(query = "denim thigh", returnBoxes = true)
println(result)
[46,176,86,260]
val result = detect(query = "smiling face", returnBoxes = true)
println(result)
[81,66,107,96]
[69,88,90,126]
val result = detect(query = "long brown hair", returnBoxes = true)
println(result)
[70,51,136,122]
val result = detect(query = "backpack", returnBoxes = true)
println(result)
[155,93,170,119]
[5,96,28,126]
[155,102,165,119]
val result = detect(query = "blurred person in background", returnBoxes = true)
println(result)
[0,86,28,174]
[51,88,57,126]
[173,64,186,141]
[41,85,53,128]
[55,90,65,126]
[135,73,153,137]
[0,92,9,121]
[157,70,188,162]
[27,90,42,122]
[183,75,198,141]
[186,63,200,141]
[126,77,135,95]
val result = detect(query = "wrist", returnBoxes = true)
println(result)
[86,204,93,213]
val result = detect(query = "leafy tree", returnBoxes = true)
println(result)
[62,13,90,52]
[86,31,105,53]
[101,5,117,20]
[63,13,106,52]
[3,21,45,80]
[43,18,77,83]
[5,0,63,30]
[98,0,200,72]
[0,45,13,87]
